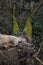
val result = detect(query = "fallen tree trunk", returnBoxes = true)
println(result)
[0,34,26,46]
[0,34,26,64]
[0,34,30,65]
[0,34,42,65]
[0,34,35,65]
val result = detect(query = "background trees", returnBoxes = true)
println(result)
[0,0,14,34]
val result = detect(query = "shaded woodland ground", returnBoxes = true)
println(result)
[0,0,43,65]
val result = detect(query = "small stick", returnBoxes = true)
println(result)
[34,57,43,64]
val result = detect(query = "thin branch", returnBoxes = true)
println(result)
[34,56,43,65]
[37,46,42,55]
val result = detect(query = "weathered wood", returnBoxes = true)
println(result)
[0,34,34,65]
[0,34,26,46]
[0,34,43,65]
[0,34,26,65]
